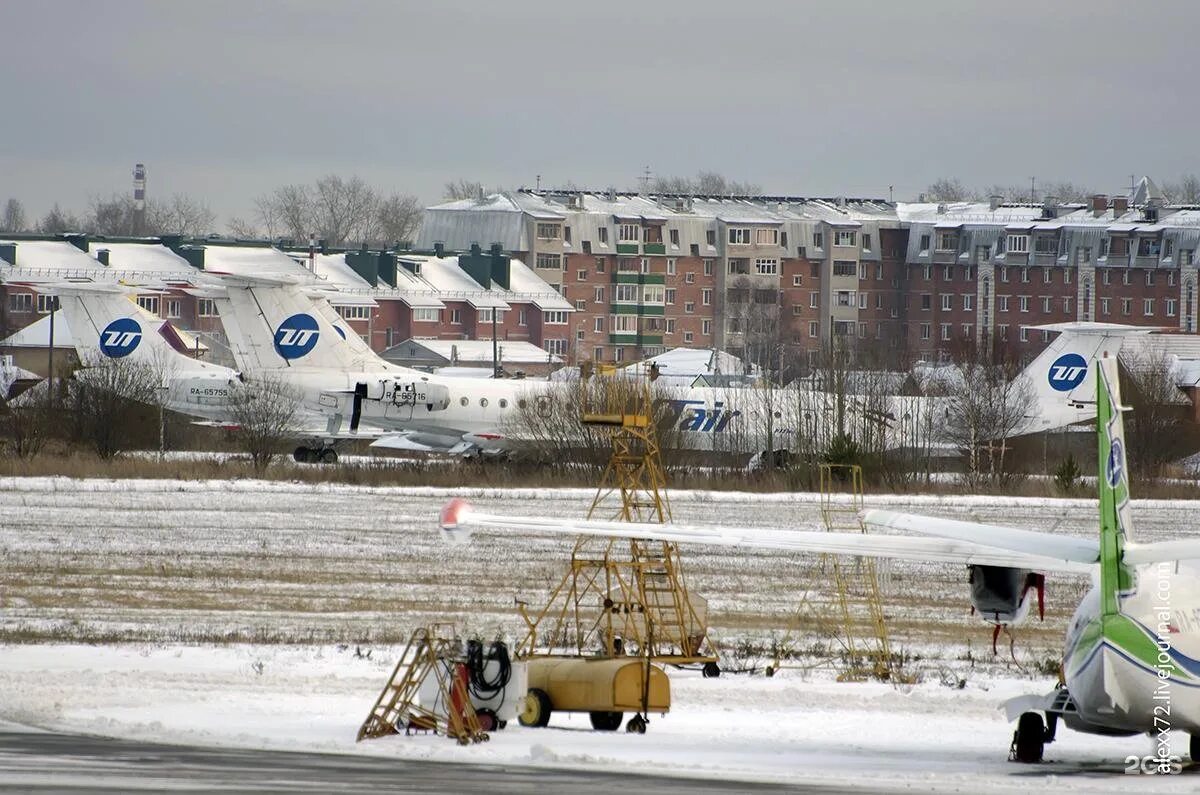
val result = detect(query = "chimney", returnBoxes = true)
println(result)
[1112,196,1129,216]
[1090,194,1108,216]
[989,195,1003,211]
[96,248,110,266]
[0,242,15,266]
[434,242,445,258]
[1042,196,1060,219]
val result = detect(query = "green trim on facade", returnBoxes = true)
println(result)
[616,243,639,255]
[643,243,665,255]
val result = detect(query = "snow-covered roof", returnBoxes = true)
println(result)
[0,355,40,398]
[0,240,107,279]
[622,347,759,379]
[383,338,562,365]
[200,245,314,279]
[86,242,196,278]
[306,253,374,290]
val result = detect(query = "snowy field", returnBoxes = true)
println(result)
[1,477,1198,789]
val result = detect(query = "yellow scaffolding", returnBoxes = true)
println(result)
[818,463,897,682]
[516,363,718,670]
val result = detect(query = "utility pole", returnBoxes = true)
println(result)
[492,310,499,378]
[1029,177,1036,203]
[46,296,57,408]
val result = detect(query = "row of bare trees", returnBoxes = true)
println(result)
[923,175,1200,205]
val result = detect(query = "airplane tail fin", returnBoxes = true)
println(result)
[1095,355,1135,617]
[51,284,219,375]
[212,277,383,372]
[1018,323,1149,432]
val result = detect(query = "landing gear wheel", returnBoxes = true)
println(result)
[320,448,338,464]
[625,714,647,734]
[702,662,721,678]
[1191,733,1200,762]
[589,711,623,731]
[293,447,309,462]
[475,708,498,732]
[765,665,776,678]
[518,688,552,728]
[1010,712,1045,763]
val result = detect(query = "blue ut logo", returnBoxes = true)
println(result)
[274,314,320,359]
[99,317,143,358]
[1048,353,1088,392]
[1106,438,1125,488]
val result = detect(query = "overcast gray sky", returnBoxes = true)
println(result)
[3,0,1198,226]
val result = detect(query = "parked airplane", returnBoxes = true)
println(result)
[438,355,1200,765]
[51,283,393,459]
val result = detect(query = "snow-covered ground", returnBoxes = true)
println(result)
[1,477,1197,789]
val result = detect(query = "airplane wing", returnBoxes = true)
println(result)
[438,499,1093,573]
[862,509,1099,564]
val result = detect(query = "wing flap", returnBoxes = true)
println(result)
[1124,539,1200,566]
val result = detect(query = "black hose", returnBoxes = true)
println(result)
[466,639,512,702]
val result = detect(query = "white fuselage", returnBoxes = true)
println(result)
[1063,561,1200,735]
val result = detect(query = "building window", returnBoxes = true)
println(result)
[685,301,695,314]
[702,319,712,335]
[413,307,439,322]
[938,293,950,311]
[1063,296,1072,314]
[809,292,819,309]
[542,310,568,325]
[755,228,779,245]
[666,258,676,275]
[920,293,931,310]
[703,259,714,275]
[705,229,716,246]
[963,294,973,311]
[835,230,857,247]
[859,292,868,309]
[1169,271,1176,287]
[665,288,676,305]
[1181,249,1194,266]
[701,288,712,306]
[813,231,824,249]
[665,318,675,334]
[519,308,527,326]
[611,315,637,334]
[1144,298,1155,316]
[940,323,951,341]
[861,233,872,252]
[809,320,820,337]
[1101,297,1110,315]
[477,308,505,324]
[669,229,679,247]
[163,299,180,318]
[197,298,217,317]
[1035,235,1057,254]
[598,228,609,245]
[836,290,855,307]
[337,305,370,320]
[593,316,604,332]
[8,293,32,313]
[536,252,561,270]
[683,331,694,343]
[918,234,931,254]
[137,296,160,315]
[544,339,567,355]
[536,223,560,240]
[1122,298,1132,316]
[1146,270,1155,287]
[833,260,856,277]
[1041,296,1051,313]
[574,299,586,310]
[754,258,778,275]
[618,223,639,242]
[936,232,956,251]
[577,269,587,281]
[999,296,1009,312]
[792,305,804,316]
[593,346,604,361]
[1019,296,1029,312]
[792,274,803,287]
[1043,268,1052,284]
[614,284,638,303]
[1123,270,1131,286]
[1138,238,1162,258]
[685,272,695,284]
[1019,326,1029,342]
[595,256,606,273]
[728,228,751,245]
[942,265,953,282]
[1007,234,1029,253]
[643,285,665,304]
[1166,298,1177,317]
[594,286,605,303]
[450,309,462,324]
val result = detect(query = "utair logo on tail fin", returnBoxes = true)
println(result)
[274,313,320,360]
[1048,352,1088,392]
[99,318,143,358]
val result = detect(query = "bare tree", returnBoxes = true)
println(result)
[226,375,302,470]
[939,359,1035,488]
[1163,174,1200,205]
[1120,345,1195,477]
[38,203,84,234]
[372,193,422,244]
[651,171,760,196]
[1038,181,1092,203]
[72,355,161,459]
[444,179,485,201]
[924,178,975,202]
[0,392,53,459]
[225,216,261,238]
[1,199,27,233]
[147,194,216,236]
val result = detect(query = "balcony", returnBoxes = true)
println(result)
[643,243,665,255]
[616,242,639,255]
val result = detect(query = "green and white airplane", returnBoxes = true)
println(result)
[439,354,1200,766]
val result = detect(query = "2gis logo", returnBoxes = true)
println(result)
[99,317,143,358]
[1047,353,1088,392]
[274,313,320,360]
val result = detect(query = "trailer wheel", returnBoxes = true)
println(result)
[702,661,721,678]
[589,711,623,731]
[625,714,647,734]
[519,688,552,728]
[475,708,498,732]
[1011,712,1045,763]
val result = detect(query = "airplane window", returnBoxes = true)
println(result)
[499,399,508,409]
[460,396,468,407]
[480,398,489,407]
[518,399,527,409]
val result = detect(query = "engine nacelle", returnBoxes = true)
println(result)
[387,380,450,411]
[967,565,1045,627]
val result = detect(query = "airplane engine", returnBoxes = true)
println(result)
[389,380,451,411]
[967,565,1045,627]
